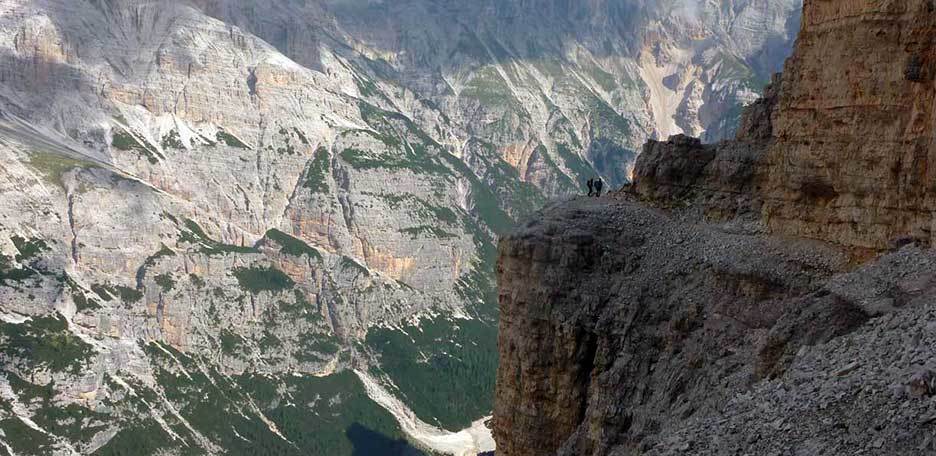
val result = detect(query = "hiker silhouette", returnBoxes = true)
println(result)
[587,178,594,196]
[594,178,603,197]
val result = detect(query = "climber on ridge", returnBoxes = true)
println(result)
[594,177,604,197]
[587,178,594,196]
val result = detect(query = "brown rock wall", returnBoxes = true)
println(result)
[762,0,936,249]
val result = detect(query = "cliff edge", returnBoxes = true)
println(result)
[494,0,936,454]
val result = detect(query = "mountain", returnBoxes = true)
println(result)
[495,0,936,454]
[0,0,799,454]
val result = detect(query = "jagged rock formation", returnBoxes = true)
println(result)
[495,198,848,456]
[758,0,936,250]
[497,201,936,454]
[641,0,936,251]
[494,1,936,454]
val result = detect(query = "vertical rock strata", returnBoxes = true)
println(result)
[637,0,936,252]
[763,0,936,250]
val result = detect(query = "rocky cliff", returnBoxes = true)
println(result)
[638,0,936,252]
[760,0,936,250]
[494,1,936,454]
[496,198,936,454]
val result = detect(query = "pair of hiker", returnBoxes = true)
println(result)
[587,177,604,197]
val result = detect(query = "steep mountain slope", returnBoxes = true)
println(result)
[0,0,799,454]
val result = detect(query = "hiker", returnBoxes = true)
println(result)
[594,178,604,197]
[587,178,594,196]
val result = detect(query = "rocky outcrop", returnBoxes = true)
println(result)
[495,198,846,456]
[631,73,782,221]
[495,200,936,455]
[635,0,936,252]
[494,1,936,454]
[635,0,936,251]
[758,0,936,250]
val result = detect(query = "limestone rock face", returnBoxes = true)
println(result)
[761,0,936,250]
[632,0,936,252]
[494,198,848,456]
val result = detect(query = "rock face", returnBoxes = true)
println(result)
[636,0,936,252]
[759,0,936,250]
[495,200,936,455]
[494,1,936,454]
[495,198,847,456]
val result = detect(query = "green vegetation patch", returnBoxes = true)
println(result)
[25,152,96,189]
[215,129,250,149]
[140,344,300,454]
[15,377,110,446]
[532,144,578,194]
[65,277,100,312]
[0,237,57,288]
[294,330,341,363]
[303,147,331,193]
[277,290,324,323]
[136,244,176,288]
[338,144,449,175]
[462,139,547,222]
[0,417,55,455]
[272,127,301,156]
[293,128,310,145]
[179,219,258,256]
[584,61,620,93]
[161,129,185,150]
[355,75,382,98]
[189,274,205,289]
[339,256,369,276]
[0,255,38,286]
[86,282,144,305]
[461,66,521,109]
[439,153,514,235]
[714,52,765,91]
[587,95,632,139]
[220,329,243,355]
[0,313,95,375]
[338,103,453,177]
[154,274,176,292]
[362,192,460,226]
[114,285,143,303]
[11,236,50,262]
[140,341,421,455]
[92,420,182,456]
[263,229,322,261]
[112,128,163,164]
[232,266,295,295]
[90,283,113,301]
[366,316,499,431]
[454,261,500,322]
[557,143,598,183]
[238,372,423,455]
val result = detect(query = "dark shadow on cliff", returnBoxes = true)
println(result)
[0,49,94,120]
[346,423,427,456]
